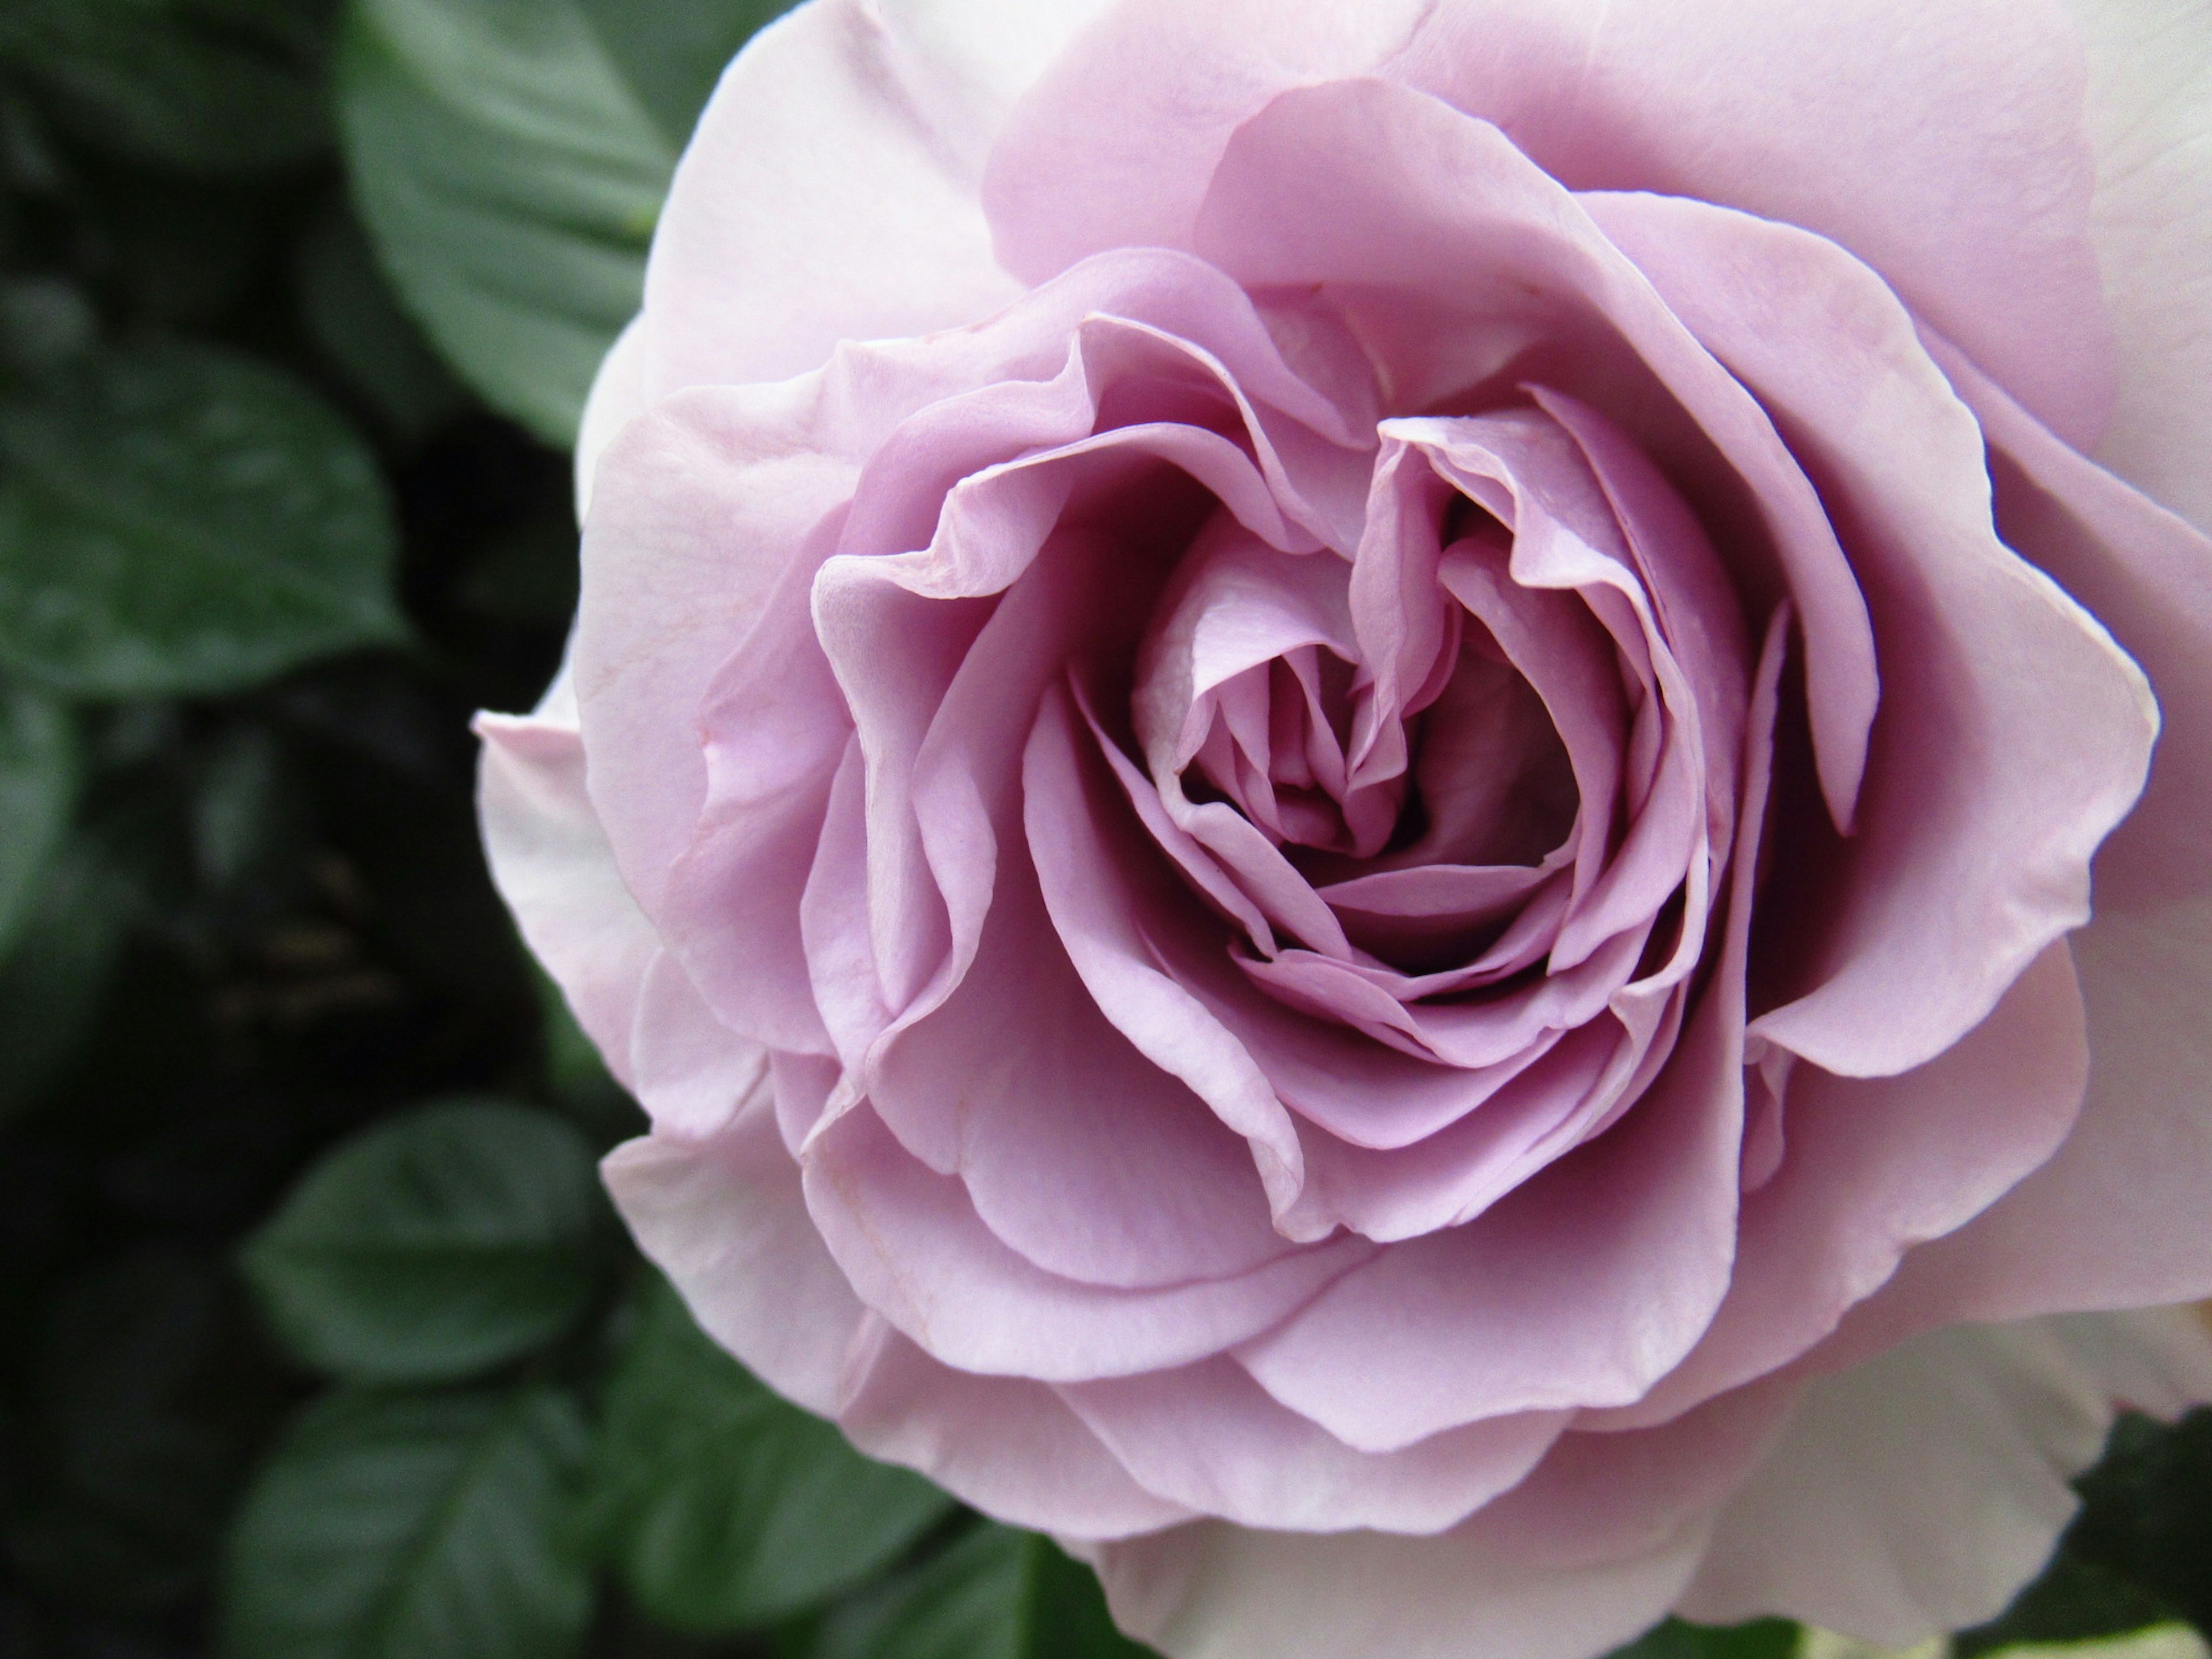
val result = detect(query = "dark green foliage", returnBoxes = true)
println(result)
[590,1276,956,1632]
[1605,1618,1799,1659]
[813,1526,1160,1659]
[0,340,406,696]
[238,1099,609,1383]
[219,1384,596,1659]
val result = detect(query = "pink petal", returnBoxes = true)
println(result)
[1833,895,2212,1334]
[1092,1514,1703,1659]
[1190,79,1877,835]
[1589,191,2156,1078]
[2065,0,2212,532]
[800,1105,1372,1381]
[1930,332,2212,914]
[838,1320,1196,1539]
[1059,1357,1567,1535]
[475,683,657,1085]
[1679,1313,2212,1645]
[602,1101,868,1418]
[638,0,1020,398]
[1591,940,2089,1432]
[868,823,1302,1291]
[1391,0,2112,445]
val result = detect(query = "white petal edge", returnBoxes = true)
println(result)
[1092,1514,1706,1659]
[475,665,659,1082]
[1679,1308,2212,1647]
[631,0,1107,404]
[2066,0,2212,532]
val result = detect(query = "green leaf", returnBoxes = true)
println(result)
[0,0,332,177]
[0,340,406,698]
[1956,1551,2181,1656]
[335,0,672,446]
[0,820,141,1119]
[239,1098,608,1383]
[813,1524,1160,1659]
[294,199,468,447]
[219,1383,594,1659]
[592,1273,956,1630]
[1606,1617,1801,1659]
[574,0,797,149]
[338,0,796,445]
[8,1248,288,1617]
[0,681,76,954]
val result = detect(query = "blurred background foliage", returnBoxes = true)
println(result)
[0,2,2202,1658]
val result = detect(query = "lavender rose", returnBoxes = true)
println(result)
[479,2,2212,1654]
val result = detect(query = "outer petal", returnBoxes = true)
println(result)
[639,0,1013,397]
[2065,0,2212,531]
[1679,1312,2212,1646]
[603,1097,869,1418]
[987,0,2112,443]
[1836,894,2212,1332]
[575,315,649,521]
[837,1321,1196,1538]
[1093,1513,1706,1659]
[1057,1358,1567,1536]
[1588,192,2154,1081]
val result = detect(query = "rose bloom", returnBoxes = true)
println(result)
[480,1,2212,1654]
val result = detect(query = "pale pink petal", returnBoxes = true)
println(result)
[1392,0,2112,445]
[1471,1376,1802,1571]
[1928,333,2212,914]
[1059,1358,1567,1536]
[638,0,1020,398]
[1592,941,2088,1432]
[1233,997,1743,1449]
[603,1103,868,1418]
[1093,1514,1705,1659]
[1679,1312,2212,1645]
[476,691,657,1085]
[1588,192,2156,1078]
[988,0,2112,449]
[625,951,771,1141]
[575,314,647,522]
[982,0,1430,282]
[800,1105,1372,1381]
[867,841,1301,1290]
[2064,0,2212,531]
[838,1320,1196,1539]
[1834,893,2212,1334]
[575,381,858,919]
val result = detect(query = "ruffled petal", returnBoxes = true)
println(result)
[1679,1311,2212,1645]
[637,0,1022,397]
[1093,1513,1703,1659]
[603,1098,868,1418]
[837,1320,1196,1538]
[2064,0,2212,531]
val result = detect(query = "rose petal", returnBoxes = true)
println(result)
[1093,1513,1705,1659]
[1591,938,2089,1432]
[476,683,657,1084]
[603,1101,868,1417]
[1678,1312,2212,1645]
[1588,191,2156,1078]
[639,0,1022,397]
[1928,333,2212,914]
[1060,1357,1568,1536]
[801,1105,1372,1381]
[2064,0,2212,531]
[1191,79,1878,834]
[838,1319,1196,1538]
